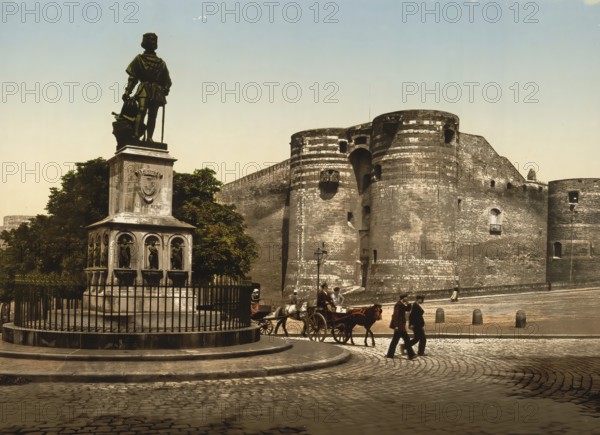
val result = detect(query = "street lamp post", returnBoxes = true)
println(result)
[569,203,576,282]
[314,245,327,292]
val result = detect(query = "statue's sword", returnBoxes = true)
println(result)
[161,105,166,143]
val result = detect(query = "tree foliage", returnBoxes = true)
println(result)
[173,168,258,284]
[0,159,109,294]
[0,160,257,299]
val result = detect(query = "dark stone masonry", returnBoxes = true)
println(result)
[218,109,599,300]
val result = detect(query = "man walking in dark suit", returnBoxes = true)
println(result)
[409,295,427,356]
[386,293,416,360]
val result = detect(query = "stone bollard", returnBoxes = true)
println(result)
[516,310,527,328]
[435,308,445,323]
[472,309,483,325]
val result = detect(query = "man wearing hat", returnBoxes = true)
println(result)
[409,295,427,356]
[317,282,335,313]
[386,293,416,359]
[250,288,260,315]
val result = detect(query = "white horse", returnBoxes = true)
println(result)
[272,302,308,336]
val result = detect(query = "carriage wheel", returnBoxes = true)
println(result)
[306,312,327,342]
[258,319,274,335]
[332,323,349,344]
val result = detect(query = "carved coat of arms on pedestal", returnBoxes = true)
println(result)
[135,168,163,204]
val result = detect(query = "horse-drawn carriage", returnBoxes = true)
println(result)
[251,303,276,335]
[251,301,303,336]
[250,292,383,346]
[304,304,383,346]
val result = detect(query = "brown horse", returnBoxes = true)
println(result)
[341,304,383,347]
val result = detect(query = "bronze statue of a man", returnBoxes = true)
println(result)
[148,240,159,270]
[123,33,172,142]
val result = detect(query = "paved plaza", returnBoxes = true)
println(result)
[0,336,599,434]
[351,287,600,336]
[267,287,600,340]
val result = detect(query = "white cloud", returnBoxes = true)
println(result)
[585,0,600,5]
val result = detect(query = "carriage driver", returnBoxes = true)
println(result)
[317,283,336,313]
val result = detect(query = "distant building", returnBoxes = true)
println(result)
[0,215,34,248]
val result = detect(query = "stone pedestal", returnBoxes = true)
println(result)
[85,144,194,286]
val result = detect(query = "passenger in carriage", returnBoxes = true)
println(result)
[331,287,345,307]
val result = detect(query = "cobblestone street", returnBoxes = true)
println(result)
[1,337,599,434]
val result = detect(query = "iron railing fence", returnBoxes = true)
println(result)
[12,277,253,333]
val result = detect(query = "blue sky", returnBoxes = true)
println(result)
[1,0,599,219]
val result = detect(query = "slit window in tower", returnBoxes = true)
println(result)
[339,141,348,153]
[489,208,502,234]
[553,242,562,259]
[373,249,378,263]
[383,122,398,136]
[444,128,455,144]
[490,180,496,188]
[373,165,382,181]
[507,183,513,190]
[568,191,579,204]
[347,212,353,222]
[458,198,462,210]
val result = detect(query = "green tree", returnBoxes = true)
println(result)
[173,168,258,284]
[0,158,109,295]
[0,161,257,298]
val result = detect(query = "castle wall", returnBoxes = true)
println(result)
[218,109,598,299]
[455,134,547,288]
[218,160,291,299]
[285,129,361,299]
[345,123,375,289]
[547,179,600,282]
[367,110,460,294]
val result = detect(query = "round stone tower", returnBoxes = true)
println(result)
[367,110,460,294]
[547,179,600,283]
[285,128,360,297]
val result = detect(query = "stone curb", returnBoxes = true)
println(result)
[0,339,351,383]
[0,339,293,361]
